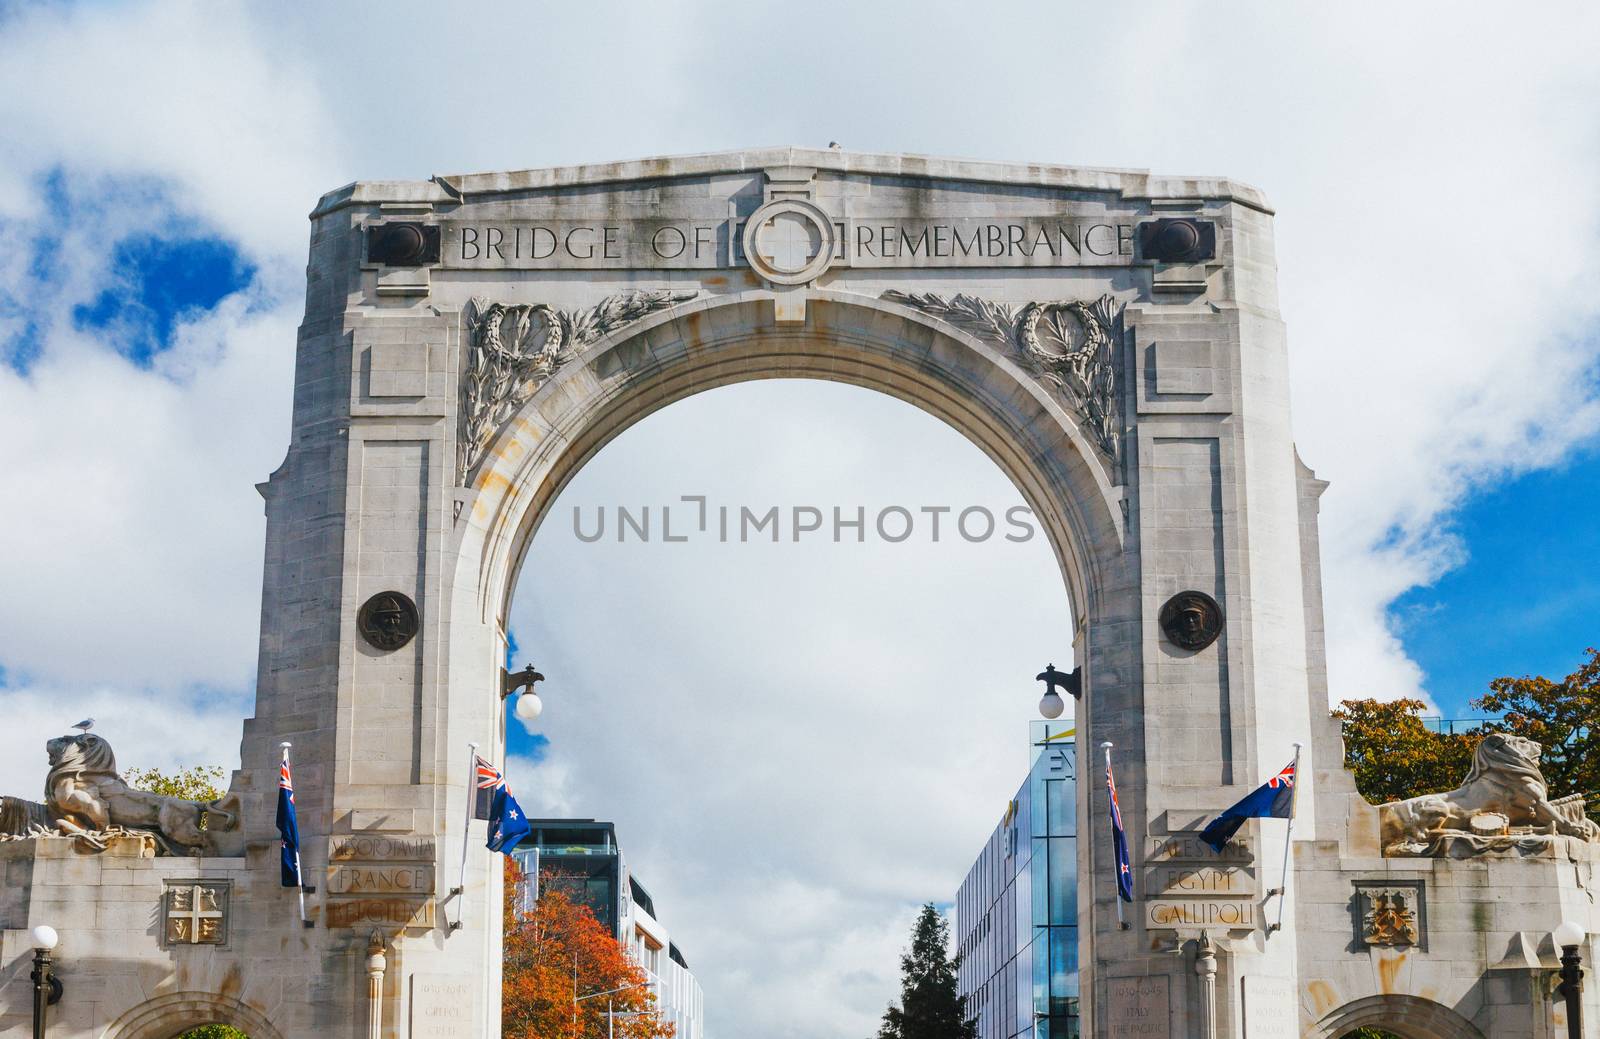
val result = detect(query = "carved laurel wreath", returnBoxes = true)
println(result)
[459,290,698,481]
[880,290,1124,464]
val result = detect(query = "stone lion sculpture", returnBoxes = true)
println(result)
[1379,732,1598,855]
[43,733,238,854]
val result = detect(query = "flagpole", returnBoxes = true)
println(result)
[1102,741,1126,931]
[1270,742,1303,936]
[281,742,306,926]
[451,740,479,933]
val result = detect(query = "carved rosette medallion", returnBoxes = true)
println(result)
[742,199,835,285]
[879,291,1124,464]
[459,291,698,481]
[1159,590,1224,652]
[358,591,419,651]
[164,880,230,946]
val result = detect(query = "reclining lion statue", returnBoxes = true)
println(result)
[1379,732,1598,855]
[0,732,240,855]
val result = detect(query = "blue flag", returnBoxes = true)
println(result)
[276,755,301,887]
[1106,754,1133,904]
[1199,759,1297,853]
[477,755,531,854]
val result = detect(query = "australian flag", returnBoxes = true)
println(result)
[276,756,301,888]
[476,755,531,854]
[1106,756,1134,903]
[1199,758,1297,853]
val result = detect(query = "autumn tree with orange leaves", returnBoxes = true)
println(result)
[503,859,674,1039]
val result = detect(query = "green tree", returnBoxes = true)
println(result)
[877,904,975,1039]
[1342,1029,1401,1039]
[1476,647,1600,827]
[174,1026,249,1039]
[122,765,226,802]
[1332,698,1475,805]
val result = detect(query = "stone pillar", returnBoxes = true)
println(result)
[1193,933,1218,1039]
[366,931,386,1039]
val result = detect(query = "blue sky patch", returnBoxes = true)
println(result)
[72,233,255,365]
[1393,442,1600,717]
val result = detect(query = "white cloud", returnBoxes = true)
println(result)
[0,3,1597,1037]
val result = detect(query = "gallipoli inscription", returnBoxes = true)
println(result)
[411,974,475,1039]
[1107,975,1170,1038]
[439,215,1139,271]
[1147,899,1257,928]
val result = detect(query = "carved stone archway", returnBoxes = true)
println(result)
[461,290,1127,633]
[1307,995,1489,1039]
[102,992,286,1039]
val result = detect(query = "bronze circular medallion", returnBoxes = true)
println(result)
[1158,590,1223,652]
[357,591,419,651]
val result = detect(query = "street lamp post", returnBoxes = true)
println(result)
[29,924,62,1039]
[503,663,547,723]
[1556,920,1586,1039]
[576,982,648,1039]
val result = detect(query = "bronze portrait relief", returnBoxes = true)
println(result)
[357,591,419,652]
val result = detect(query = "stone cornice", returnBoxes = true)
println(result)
[310,146,1272,218]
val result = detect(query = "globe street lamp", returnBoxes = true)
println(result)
[30,924,62,1039]
[1555,919,1586,1039]
[502,663,547,724]
[1036,663,1080,720]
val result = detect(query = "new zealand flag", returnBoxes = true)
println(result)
[1199,759,1297,853]
[276,755,301,888]
[476,755,531,854]
[1106,755,1134,903]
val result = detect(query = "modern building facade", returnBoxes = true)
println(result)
[957,723,1080,1039]
[512,820,704,1039]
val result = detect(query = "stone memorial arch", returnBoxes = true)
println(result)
[2,149,1596,1038]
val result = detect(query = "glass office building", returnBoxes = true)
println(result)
[955,723,1079,1039]
[512,819,704,1039]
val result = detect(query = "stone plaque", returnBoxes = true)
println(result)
[328,864,436,895]
[1148,834,1250,863]
[1106,975,1170,1038]
[1149,865,1253,897]
[326,897,434,929]
[330,835,437,862]
[1354,880,1425,948]
[436,214,1140,272]
[1146,899,1257,929]
[1241,975,1297,1038]
[163,881,229,946]
[411,974,475,1039]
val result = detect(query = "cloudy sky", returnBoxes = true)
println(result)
[1,3,1597,1037]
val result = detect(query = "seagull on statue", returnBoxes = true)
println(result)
[71,718,94,733]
